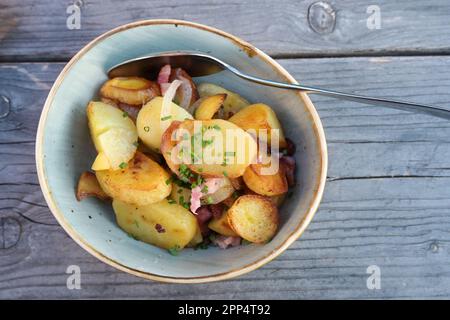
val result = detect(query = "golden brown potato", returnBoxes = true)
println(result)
[194,94,226,120]
[113,199,197,250]
[136,97,193,152]
[197,83,249,118]
[96,151,171,206]
[208,211,238,237]
[76,171,109,201]
[243,160,288,196]
[100,77,160,106]
[227,195,278,243]
[87,101,138,171]
[228,103,287,148]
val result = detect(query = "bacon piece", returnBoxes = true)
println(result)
[195,206,213,236]
[212,235,241,249]
[280,155,296,187]
[209,203,226,220]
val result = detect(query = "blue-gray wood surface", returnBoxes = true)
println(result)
[1,0,450,299]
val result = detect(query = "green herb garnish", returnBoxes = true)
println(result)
[122,111,129,118]
[160,115,172,121]
[133,141,139,147]
[119,162,127,169]
[168,199,176,204]
[168,245,181,256]
[206,196,213,204]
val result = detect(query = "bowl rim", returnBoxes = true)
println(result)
[35,19,328,283]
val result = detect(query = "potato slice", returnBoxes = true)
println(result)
[136,97,193,152]
[166,119,257,178]
[229,103,287,148]
[96,151,171,206]
[188,226,203,247]
[194,94,226,120]
[170,182,192,208]
[100,77,160,106]
[208,211,238,237]
[87,101,138,170]
[227,195,278,243]
[198,83,249,118]
[113,199,197,250]
[76,171,109,201]
[243,161,288,196]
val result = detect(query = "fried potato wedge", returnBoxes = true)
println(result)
[87,101,138,170]
[100,77,160,106]
[197,83,249,118]
[208,211,238,237]
[243,160,288,196]
[194,94,226,120]
[76,171,109,201]
[136,97,193,152]
[113,198,197,250]
[229,103,287,148]
[227,195,278,243]
[96,151,171,206]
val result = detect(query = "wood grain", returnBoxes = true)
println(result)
[1,0,450,62]
[1,56,450,298]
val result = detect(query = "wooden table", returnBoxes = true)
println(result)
[1,0,450,299]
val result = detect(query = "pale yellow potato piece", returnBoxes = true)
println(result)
[197,83,249,118]
[208,211,238,237]
[87,101,138,170]
[188,226,203,247]
[227,195,278,243]
[113,198,197,250]
[228,103,287,148]
[136,97,193,152]
[170,183,191,208]
[171,119,257,178]
[194,94,226,120]
[96,151,171,206]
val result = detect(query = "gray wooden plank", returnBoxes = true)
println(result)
[1,0,450,61]
[1,56,450,298]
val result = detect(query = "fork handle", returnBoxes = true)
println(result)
[233,70,450,120]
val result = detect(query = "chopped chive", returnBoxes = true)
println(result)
[122,111,129,118]
[161,115,172,121]
[206,196,213,204]
[168,199,176,204]
[201,185,209,194]
[223,171,228,177]
[119,162,127,169]
[168,245,181,256]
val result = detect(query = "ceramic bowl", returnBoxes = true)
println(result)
[36,20,327,283]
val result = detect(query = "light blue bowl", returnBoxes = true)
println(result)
[36,20,327,283]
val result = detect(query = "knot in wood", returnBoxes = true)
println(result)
[308,1,336,35]
[0,217,22,249]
